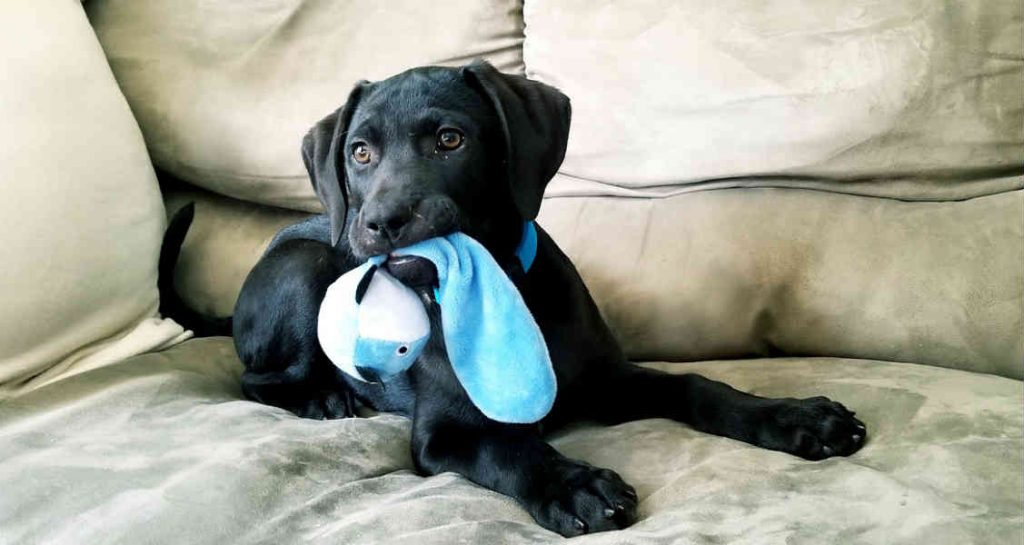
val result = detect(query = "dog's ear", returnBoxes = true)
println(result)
[462,61,571,221]
[301,82,368,247]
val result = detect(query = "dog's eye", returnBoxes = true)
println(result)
[352,143,372,164]
[436,129,463,151]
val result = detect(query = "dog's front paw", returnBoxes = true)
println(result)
[528,460,638,537]
[760,396,867,460]
[291,389,356,420]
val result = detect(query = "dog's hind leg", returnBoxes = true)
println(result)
[241,365,356,420]
[233,237,358,419]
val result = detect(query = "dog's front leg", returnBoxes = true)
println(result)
[587,365,868,460]
[410,411,638,537]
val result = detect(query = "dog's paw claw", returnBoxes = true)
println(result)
[763,397,868,460]
[529,460,638,537]
[293,390,356,420]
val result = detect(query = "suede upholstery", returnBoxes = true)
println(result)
[1,339,1020,544]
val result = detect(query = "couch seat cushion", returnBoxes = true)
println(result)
[1,338,1020,544]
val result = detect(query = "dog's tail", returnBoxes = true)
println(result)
[159,203,234,337]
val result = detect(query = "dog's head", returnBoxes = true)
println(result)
[301,61,570,259]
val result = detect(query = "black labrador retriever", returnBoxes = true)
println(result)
[161,61,866,537]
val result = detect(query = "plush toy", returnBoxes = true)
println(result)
[317,262,431,383]
[317,223,556,424]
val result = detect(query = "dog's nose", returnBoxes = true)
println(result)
[364,208,411,241]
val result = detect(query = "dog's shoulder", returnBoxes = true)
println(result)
[265,214,333,255]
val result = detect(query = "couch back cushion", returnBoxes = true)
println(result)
[0,0,186,395]
[162,178,1023,380]
[538,185,1024,380]
[525,0,1023,199]
[85,0,525,212]
[523,0,1023,378]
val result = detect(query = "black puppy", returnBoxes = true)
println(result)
[164,61,866,537]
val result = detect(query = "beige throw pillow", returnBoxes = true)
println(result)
[0,0,188,396]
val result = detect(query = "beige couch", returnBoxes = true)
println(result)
[1,1,1021,543]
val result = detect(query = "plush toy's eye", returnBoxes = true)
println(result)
[436,128,463,151]
[396,345,409,356]
[352,143,372,164]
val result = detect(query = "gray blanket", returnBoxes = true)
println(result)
[1,338,1021,544]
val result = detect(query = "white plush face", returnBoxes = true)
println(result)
[356,271,429,342]
[317,264,430,382]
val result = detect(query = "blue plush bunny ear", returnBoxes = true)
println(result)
[318,262,430,383]
[394,233,557,424]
